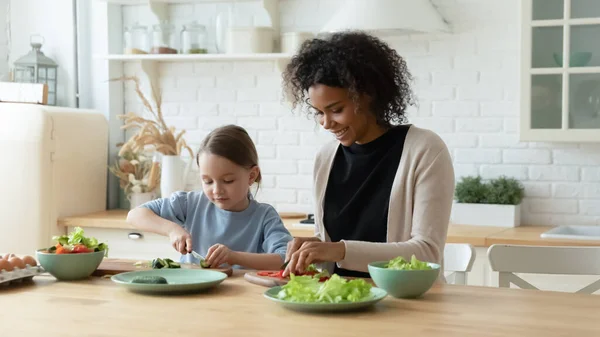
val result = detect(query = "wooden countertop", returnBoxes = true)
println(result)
[57,209,314,238]
[486,226,600,247]
[58,210,600,247]
[2,272,599,336]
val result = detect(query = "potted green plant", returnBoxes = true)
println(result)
[451,176,525,227]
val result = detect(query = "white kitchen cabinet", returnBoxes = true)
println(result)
[68,226,179,261]
[520,0,600,142]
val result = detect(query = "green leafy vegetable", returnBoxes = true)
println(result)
[385,255,432,270]
[51,227,109,256]
[304,264,318,273]
[95,243,109,253]
[277,274,372,303]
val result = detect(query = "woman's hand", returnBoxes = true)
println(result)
[205,243,233,268]
[168,226,192,254]
[284,237,322,262]
[282,241,346,277]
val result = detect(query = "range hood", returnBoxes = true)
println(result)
[320,0,450,34]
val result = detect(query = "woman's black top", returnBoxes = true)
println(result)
[323,125,411,278]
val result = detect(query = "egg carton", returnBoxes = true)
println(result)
[0,265,45,286]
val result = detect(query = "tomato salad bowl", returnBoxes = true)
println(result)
[36,227,109,281]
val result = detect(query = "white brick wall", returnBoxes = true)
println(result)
[120,0,600,225]
[0,0,8,80]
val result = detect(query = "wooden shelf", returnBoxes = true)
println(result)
[97,53,293,62]
[96,53,292,88]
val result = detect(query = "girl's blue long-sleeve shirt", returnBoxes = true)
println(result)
[140,191,293,266]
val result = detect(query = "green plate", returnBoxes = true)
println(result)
[111,269,227,294]
[263,286,388,312]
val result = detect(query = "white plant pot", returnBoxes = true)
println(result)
[160,155,191,198]
[129,192,155,209]
[451,203,521,227]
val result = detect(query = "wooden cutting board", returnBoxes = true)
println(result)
[92,258,233,277]
[244,271,289,287]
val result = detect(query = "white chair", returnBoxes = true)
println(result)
[487,244,600,294]
[443,243,476,285]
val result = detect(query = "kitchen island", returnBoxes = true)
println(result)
[59,210,600,247]
[2,271,599,337]
[56,210,600,290]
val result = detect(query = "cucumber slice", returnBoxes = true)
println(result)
[151,258,167,269]
[131,276,168,284]
[151,258,182,269]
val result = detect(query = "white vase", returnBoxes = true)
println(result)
[129,192,155,209]
[160,155,192,198]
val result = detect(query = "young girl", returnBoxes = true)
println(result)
[127,124,293,270]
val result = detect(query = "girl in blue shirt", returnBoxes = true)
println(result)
[127,125,293,270]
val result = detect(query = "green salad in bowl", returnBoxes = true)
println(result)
[368,255,440,299]
[385,255,433,270]
[36,227,109,280]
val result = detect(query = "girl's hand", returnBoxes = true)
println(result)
[205,243,233,268]
[282,241,346,277]
[168,226,192,254]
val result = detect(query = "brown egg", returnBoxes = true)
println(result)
[22,255,37,267]
[2,253,15,260]
[8,257,25,270]
[0,259,13,272]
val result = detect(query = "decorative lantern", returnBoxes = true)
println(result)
[13,36,58,106]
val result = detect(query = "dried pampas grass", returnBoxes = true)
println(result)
[112,76,194,159]
[108,149,160,195]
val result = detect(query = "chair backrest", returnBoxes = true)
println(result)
[487,244,600,294]
[443,243,476,285]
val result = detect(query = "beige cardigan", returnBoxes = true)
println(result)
[312,125,455,276]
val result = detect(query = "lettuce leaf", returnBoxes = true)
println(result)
[385,255,432,270]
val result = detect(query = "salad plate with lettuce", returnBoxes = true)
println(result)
[263,274,387,312]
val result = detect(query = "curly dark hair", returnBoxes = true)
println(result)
[282,30,415,127]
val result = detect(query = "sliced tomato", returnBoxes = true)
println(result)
[257,268,327,280]
[72,244,93,253]
[55,244,67,254]
[257,270,286,278]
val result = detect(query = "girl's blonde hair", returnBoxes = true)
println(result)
[196,125,262,187]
